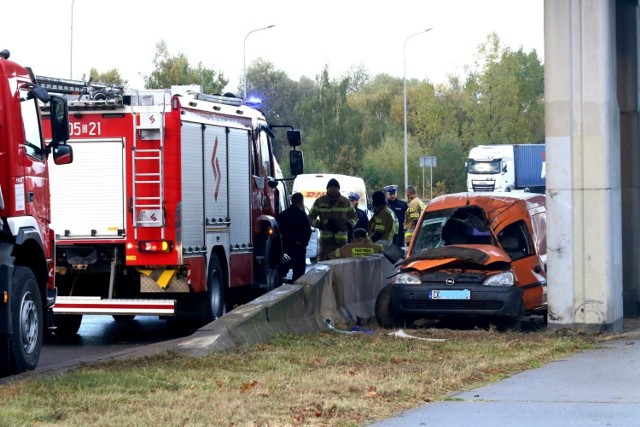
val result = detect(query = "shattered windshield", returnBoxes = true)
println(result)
[411,209,454,253]
[467,159,502,174]
[411,206,494,254]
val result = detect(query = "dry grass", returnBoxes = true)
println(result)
[0,321,603,427]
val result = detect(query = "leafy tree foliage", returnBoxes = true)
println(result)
[144,40,228,93]
[85,68,127,86]
[132,33,544,197]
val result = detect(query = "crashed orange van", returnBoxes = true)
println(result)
[375,192,547,329]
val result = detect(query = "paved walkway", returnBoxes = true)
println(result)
[371,329,640,426]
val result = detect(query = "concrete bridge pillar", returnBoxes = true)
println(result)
[544,0,624,331]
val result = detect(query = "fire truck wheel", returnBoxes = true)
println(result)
[8,266,44,373]
[54,314,83,337]
[257,235,281,292]
[206,254,225,321]
[374,284,403,329]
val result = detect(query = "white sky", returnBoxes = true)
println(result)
[2,0,543,93]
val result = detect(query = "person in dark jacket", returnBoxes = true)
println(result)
[347,192,369,242]
[277,192,312,282]
[385,184,408,247]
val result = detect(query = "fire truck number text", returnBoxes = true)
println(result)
[69,122,102,136]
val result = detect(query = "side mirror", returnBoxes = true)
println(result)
[290,150,304,176]
[286,129,302,147]
[53,143,73,165]
[50,95,70,144]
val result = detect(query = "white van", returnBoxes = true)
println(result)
[292,173,370,217]
[292,174,370,263]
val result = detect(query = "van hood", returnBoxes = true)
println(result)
[399,245,512,271]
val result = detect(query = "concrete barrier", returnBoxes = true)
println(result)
[176,255,396,357]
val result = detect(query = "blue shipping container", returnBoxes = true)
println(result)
[514,144,545,188]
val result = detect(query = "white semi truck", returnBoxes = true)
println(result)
[466,144,545,193]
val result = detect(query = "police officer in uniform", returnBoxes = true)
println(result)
[384,185,408,247]
[347,192,369,242]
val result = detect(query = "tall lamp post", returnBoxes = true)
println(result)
[70,0,75,79]
[243,25,276,99]
[403,28,431,191]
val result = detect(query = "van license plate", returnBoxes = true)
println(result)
[429,290,471,300]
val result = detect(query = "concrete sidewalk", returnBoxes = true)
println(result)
[371,329,640,427]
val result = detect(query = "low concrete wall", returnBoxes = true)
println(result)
[176,255,395,357]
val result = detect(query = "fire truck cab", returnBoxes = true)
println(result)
[0,50,73,375]
[40,77,303,336]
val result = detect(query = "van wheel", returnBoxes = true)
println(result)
[206,254,226,321]
[6,267,43,374]
[375,284,402,328]
[54,314,83,337]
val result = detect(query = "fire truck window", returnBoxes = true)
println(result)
[20,89,44,159]
[258,130,272,176]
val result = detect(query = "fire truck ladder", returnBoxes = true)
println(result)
[132,105,166,239]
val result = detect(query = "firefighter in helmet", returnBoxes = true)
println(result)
[308,178,358,261]
[369,190,398,244]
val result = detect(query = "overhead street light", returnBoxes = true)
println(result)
[243,25,276,100]
[403,28,432,192]
[70,0,75,79]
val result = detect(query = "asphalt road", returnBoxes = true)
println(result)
[37,315,198,373]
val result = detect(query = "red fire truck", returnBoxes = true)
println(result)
[39,77,303,336]
[0,51,73,375]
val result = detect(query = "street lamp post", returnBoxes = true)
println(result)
[243,25,276,100]
[403,28,431,191]
[70,0,75,79]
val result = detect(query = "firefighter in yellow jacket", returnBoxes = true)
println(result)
[327,228,385,259]
[368,190,398,244]
[404,185,426,245]
[308,178,358,261]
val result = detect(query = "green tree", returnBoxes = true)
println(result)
[462,32,544,146]
[144,40,228,93]
[85,68,127,86]
[297,66,363,173]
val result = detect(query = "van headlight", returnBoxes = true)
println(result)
[392,271,422,285]
[483,271,515,287]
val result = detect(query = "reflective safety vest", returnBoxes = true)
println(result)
[327,237,385,259]
[404,196,425,243]
[308,194,357,244]
[369,205,398,243]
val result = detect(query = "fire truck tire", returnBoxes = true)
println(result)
[206,254,226,321]
[257,235,281,292]
[54,314,83,337]
[7,266,44,373]
[375,284,403,329]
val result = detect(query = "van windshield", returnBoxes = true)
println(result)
[412,207,494,253]
[467,159,502,174]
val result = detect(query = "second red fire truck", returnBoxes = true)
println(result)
[40,78,303,336]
